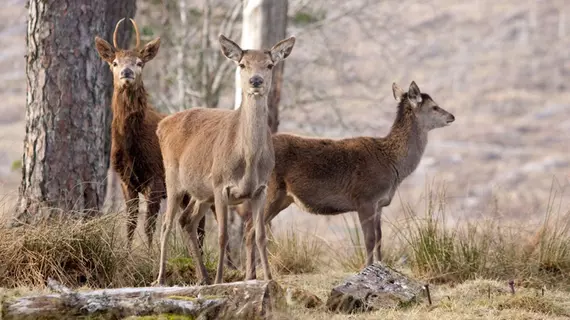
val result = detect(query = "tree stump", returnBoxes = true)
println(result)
[326,262,424,313]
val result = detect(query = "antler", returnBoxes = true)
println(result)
[129,18,140,50]
[113,18,126,49]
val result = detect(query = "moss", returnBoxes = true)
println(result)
[11,159,22,171]
[167,295,222,301]
[141,26,154,37]
[124,314,195,320]
[291,11,326,26]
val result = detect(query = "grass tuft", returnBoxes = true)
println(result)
[0,213,239,288]
[268,227,324,275]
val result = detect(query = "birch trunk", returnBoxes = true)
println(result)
[229,0,289,267]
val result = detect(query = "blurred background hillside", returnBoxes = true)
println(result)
[1,0,569,239]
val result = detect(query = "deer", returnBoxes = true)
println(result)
[95,18,207,249]
[236,81,455,275]
[154,34,296,285]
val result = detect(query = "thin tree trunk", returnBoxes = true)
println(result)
[229,0,289,267]
[16,0,136,224]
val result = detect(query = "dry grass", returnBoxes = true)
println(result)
[268,227,325,275]
[0,185,569,320]
[387,184,570,288]
[0,213,241,289]
[275,276,570,319]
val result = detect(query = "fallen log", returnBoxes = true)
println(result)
[1,279,285,320]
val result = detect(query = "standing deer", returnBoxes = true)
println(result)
[238,81,455,274]
[154,34,296,285]
[95,18,207,249]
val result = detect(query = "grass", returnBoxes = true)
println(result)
[386,183,570,288]
[0,213,240,289]
[1,184,570,319]
[268,227,325,275]
[276,276,570,320]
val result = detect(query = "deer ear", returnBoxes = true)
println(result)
[392,83,405,102]
[219,34,243,62]
[408,81,422,105]
[95,36,115,63]
[140,37,161,63]
[270,36,295,63]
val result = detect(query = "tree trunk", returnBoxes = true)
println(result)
[16,0,136,224]
[229,0,289,267]
[234,0,288,133]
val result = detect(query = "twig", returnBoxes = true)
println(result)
[508,280,515,295]
[487,285,491,299]
[424,284,432,305]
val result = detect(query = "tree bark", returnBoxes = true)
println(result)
[2,279,285,320]
[229,0,289,268]
[326,263,424,313]
[234,0,288,133]
[16,0,136,224]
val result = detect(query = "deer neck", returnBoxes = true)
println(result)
[384,107,428,180]
[236,92,269,158]
[111,84,148,136]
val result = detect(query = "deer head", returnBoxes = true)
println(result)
[393,81,455,130]
[95,18,161,88]
[219,34,296,97]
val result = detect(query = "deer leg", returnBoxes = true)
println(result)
[145,183,164,249]
[213,189,229,284]
[121,183,139,249]
[154,191,181,286]
[182,201,211,285]
[250,186,272,281]
[180,195,206,256]
[197,215,206,255]
[244,211,256,280]
[357,204,377,266]
[245,189,292,278]
[225,206,244,270]
[374,208,383,262]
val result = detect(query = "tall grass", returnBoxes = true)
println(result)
[390,183,570,288]
[1,182,569,290]
[268,227,324,275]
[0,213,240,289]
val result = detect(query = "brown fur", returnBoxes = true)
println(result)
[154,34,296,285]
[238,81,455,273]
[95,19,207,248]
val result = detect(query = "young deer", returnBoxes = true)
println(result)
[239,81,455,273]
[154,34,296,285]
[95,18,207,249]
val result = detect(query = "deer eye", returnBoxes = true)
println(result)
[267,64,274,70]
[136,61,143,67]
[432,106,438,111]
[239,63,245,69]
[112,61,118,67]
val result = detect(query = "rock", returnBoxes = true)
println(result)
[1,279,285,320]
[326,262,424,313]
[285,287,323,309]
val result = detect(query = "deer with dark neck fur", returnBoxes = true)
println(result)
[95,18,207,249]
[237,81,455,275]
[154,34,295,285]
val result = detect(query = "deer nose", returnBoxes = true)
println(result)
[120,68,134,79]
[249,75,263,88]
